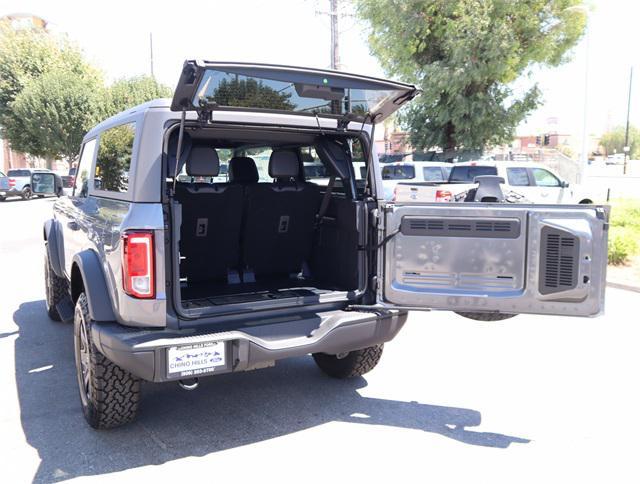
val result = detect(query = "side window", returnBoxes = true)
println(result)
[532,168,560,187]
[507,167,530,186]
[94,123,135,192]
[73,139,96,198]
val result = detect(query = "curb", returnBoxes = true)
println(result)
[607,281,640,293]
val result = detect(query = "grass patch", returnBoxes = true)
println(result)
[607,199,640,265]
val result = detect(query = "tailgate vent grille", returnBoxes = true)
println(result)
[401,217,520,239]
[539,227,579,294]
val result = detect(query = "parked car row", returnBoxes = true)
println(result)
[0,168,64,201]
[387,160,596,205]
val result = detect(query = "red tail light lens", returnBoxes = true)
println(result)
[435,190,452,202]
[8,178,15,187]
[122,231,155,299]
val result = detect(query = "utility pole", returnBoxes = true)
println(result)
[149,32,155,79]
[624,66,633,175]
[330,0,340,70]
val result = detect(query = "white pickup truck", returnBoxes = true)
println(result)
[392,161,596,204]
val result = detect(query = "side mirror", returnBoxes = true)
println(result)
[561,180,570,188]
[31,173,56,194]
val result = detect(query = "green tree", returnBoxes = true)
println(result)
[356,0,587,153]
[0,24,103,163]
[600,126,640,159]
[11,68,106,162]
[105,75,171,116]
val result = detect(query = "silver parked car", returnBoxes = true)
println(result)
[37,60,609,429]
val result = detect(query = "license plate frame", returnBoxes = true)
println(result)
[166,341,227,378]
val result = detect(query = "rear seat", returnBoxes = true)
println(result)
[175,146,243,283]
[242,150,320,279]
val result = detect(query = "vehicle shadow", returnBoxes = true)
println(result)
[13,300,529,483]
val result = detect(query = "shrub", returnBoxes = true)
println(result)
[608,227,639,265]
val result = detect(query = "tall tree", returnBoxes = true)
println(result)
[356,0,587,154]
[0,23,103,164]
[105,75,171,116]
[11,68,106,162]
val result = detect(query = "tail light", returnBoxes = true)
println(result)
[121,231,155,299]
[8,178,15,187]
[435,190,452,202]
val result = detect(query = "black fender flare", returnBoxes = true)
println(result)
[43,219,65,278]
[72,250,116,322]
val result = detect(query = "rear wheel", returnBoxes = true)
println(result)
[313,345,383,379]
[74,293,140,429]
[21,186,32,200]
[44,249,68,321]
[455,311,517,321]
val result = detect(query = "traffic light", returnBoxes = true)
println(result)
[536,136,541,145]
[543,134,550,146]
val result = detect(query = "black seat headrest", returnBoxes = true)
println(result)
[229,156,259,183]
[269,150,299,179]
[186,146,220,177]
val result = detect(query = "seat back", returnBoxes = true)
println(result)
[175,146,244,282]
[243,150,320,278]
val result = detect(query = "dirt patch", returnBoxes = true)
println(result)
[607,255,640,289]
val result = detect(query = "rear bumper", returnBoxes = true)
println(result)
[91,309,408,382]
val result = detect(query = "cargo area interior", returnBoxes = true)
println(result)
[167,125,368,314]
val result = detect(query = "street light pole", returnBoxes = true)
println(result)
[624,66,633,175]
[579,19,590,184]
[330,0,340,70]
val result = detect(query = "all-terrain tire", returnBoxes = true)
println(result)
[313,345,383,379]
[455,311,517,321]
[74,293,140,429]
[44,248,68,321]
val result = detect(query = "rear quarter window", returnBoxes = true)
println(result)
[94,123,136,192]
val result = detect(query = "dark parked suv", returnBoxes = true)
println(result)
[36,61,609,429]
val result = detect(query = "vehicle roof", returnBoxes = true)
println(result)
[84,98,171,139]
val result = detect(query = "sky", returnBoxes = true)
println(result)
[1,0,638,139]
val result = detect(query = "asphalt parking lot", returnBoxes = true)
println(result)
[1,197,638,483]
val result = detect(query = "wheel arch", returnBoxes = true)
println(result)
[579,198,593,204]
[43,219,65,278]
[71,250,116,322]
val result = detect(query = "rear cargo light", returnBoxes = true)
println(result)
[121,231,155,299]
[8,178,15,187]
[435,190,452,202]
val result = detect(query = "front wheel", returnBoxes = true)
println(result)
[74,293,140,429]
[313,345,383,379]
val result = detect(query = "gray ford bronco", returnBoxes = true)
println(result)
[36,61,609,429]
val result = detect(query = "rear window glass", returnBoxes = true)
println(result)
[422,166,447,182]
[95,123,135,192]
[194,67,407,116]
[448,166,497,182]
[382,165,415,180]
[7,169,30,177]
